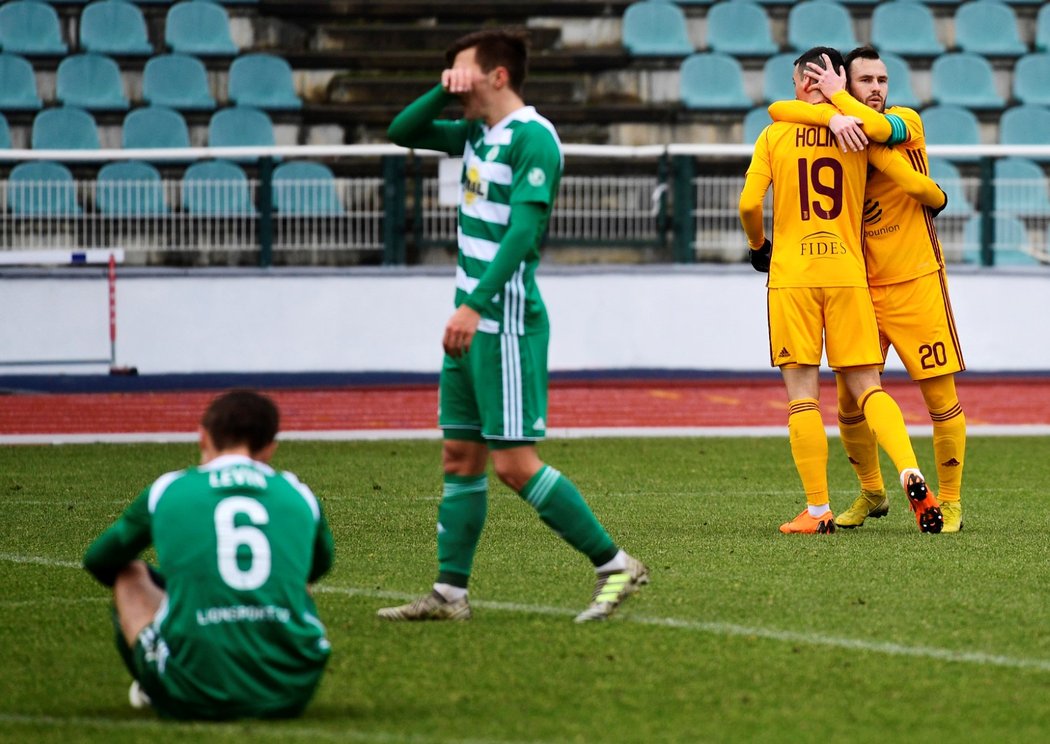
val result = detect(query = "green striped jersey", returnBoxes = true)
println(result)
[83,454,334,716]
[456,106,563,335]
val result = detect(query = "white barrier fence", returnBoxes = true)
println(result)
[0,143,1046,265]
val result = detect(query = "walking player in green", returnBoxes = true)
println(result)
[83,390,334,719]
[378,28,649,623]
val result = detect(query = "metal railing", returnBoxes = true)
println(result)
[0,143,1047,267]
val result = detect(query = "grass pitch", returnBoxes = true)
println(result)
[2,436,1050,743]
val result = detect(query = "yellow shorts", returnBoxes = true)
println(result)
[870,270,966,380]
[767,286,883,369]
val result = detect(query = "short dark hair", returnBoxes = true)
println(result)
[844,45,882,80]
[445,27,530,95]
[793,46,845,77]
[201,390,279,454]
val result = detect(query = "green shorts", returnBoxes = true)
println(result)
[439,329,549,444]
[114,605,321,721]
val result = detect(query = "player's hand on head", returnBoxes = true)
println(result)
[441,67,476,95]
[829,114,867,153]
[749,238,772,273]
[804,55,847,98]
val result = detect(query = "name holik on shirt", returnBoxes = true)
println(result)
[795,127,835,148]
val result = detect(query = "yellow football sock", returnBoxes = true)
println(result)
[857,386,919,475]
[836,375,884,492]
[920,376,966,502]
[788,398,829,507]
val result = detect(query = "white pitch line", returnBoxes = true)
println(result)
[317,584,1050,673]
[1,423,1047,445]
[7,553,1050,673]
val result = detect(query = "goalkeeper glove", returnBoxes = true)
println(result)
[929,187,948,218]
[749,238,772,273]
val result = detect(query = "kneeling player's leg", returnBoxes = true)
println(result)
[492,444,618,567]
[919,374,966,503]
[114,561,166,649]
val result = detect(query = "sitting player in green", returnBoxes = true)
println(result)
[378,27,648,623]
[83,390,334,719]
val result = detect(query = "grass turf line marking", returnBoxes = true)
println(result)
[317,584,1050,673]
[0,597,108,609]
[8,553,1050,674]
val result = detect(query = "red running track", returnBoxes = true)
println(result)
[1,377,1048,435]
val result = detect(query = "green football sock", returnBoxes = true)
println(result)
[520,466,618,567]
[436,474,488,588]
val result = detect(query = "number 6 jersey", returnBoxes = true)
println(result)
[83,454,334,712]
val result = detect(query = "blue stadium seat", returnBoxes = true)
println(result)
[871,2,944,57]
[56,54,130,111]
[921,104,980,161]
[762,53,796,104]
[1038,5,1050,53]
[143,54,216,110]
[953,1,1026,57]
[32,107,101,150]
[679,53,751,110]
[0,112,11,149]
[165,1,238,56]
[994,157,1050,215]
[927,157,973,216]
[998,105,1050,158]
[1013,53,1050,107]
[80,0,152,55]
[881,52,921,109]
[930,53,1004,109]
[622,1,693,56]
[705,2,777,56]
[228,54,302,110]
[272,161,345,215]
[96,161,169,216]
[182,159,256,215]
[208,106,275,151]
[0,1,67,56]
[787,1,858,53]
[0,53,42,111]
[742,106,771,144]
[962,214,1038,265]
[122,106,191,150]
[8,161,81,216]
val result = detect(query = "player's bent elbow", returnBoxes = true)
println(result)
[739,200,761,223]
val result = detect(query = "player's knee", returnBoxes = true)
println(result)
[919,375,958,412]
[442,440,486,476]
[115,560,150,589]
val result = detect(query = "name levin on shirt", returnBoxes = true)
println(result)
[209,467,267,489]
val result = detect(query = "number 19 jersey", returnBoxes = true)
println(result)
[746,122,871,289]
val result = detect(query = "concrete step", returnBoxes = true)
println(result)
[314,23,562,53]
[327,74,584,106]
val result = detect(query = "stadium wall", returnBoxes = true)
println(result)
[1,266,1045,376]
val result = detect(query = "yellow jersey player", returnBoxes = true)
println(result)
[739,46,947,535]
[770,46,966,532]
